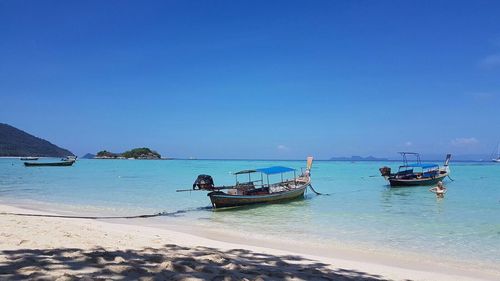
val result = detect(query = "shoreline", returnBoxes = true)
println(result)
[1,202,498,280]
[3,197,499,274]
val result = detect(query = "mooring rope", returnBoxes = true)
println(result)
[0,206,211,220]
[447,175,455,182]
[308,184,330,196]
[0,212,162,219]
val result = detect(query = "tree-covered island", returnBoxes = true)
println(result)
[95,148,161,159]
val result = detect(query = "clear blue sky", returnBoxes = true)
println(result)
[1,1,499,159]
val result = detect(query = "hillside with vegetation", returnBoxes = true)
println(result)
[96,150,118,158]
[95,148,161,159]
[0,123,74,157]
[122,148,161,159]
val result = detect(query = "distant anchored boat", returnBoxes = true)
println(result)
[20,157,39,161]
[24,158,76,167]
[379,152,451,187]
[61,155,77,161]
[178,157,314,208]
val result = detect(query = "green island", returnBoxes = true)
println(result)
[95,147,161,159]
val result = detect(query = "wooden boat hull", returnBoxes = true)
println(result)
[388,172,447,187]
[208,184,308,208]
[24,161,75,167]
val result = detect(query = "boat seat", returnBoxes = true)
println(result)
[423,171,438,178]
[227,189,238,195]
[245,187,269,195]
[235,185,254,195]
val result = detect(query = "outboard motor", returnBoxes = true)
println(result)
[379,166,391,177]
[193,174,215,191]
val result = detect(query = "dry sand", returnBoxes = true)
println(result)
[0,203,497,281]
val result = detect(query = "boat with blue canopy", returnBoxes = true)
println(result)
[379,152,451,187]
[178,157,314,208]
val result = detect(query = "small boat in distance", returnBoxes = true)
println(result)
[61,155,77,161]
[20,157,39,161]
[379,152,451,187]
[492,142,500,163]
[178,157,314,209]
[24,158,76,167]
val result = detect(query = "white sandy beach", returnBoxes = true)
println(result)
[0,203,497,281]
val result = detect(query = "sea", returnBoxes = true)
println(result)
[1,158,499,271]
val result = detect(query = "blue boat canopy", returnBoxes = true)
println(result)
[255,166,296,175]
[402,163,439,169]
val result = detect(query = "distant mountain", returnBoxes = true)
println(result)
[330,154,490,162]
[329,155,388,161]
[0,123,74,157]
[418,154,490,162]
[81,153,95,159]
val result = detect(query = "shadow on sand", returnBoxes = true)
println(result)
[0,244,391,280]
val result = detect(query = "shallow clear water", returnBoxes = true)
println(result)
[1,158,499,266]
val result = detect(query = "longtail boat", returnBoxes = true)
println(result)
[24,160,76,167]
[179,157,314,209]
[379,153,451,187]
[20,157,39,161]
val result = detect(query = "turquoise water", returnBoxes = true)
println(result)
[1,158,499,267]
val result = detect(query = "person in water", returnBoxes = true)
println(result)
[429,181,447,198]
